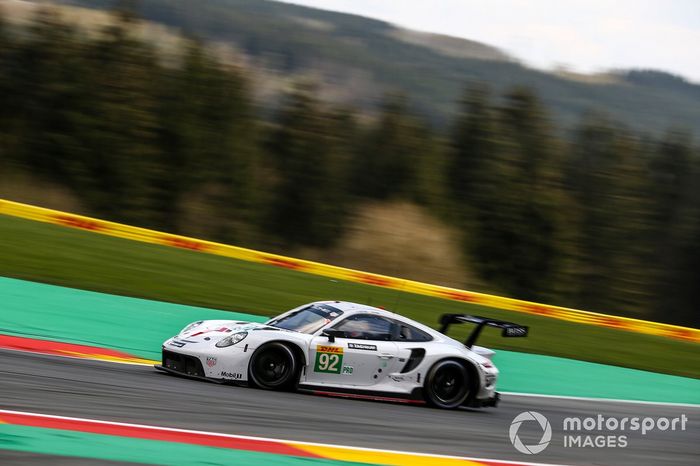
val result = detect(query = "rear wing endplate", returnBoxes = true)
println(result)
[438,314,528,348]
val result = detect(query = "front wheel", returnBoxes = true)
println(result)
[424,360,470,409]
[248,342,298,390]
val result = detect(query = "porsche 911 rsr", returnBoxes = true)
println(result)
[155,301,527,409]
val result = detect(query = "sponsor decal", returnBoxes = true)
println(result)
[504,326,528,337]
[347,343,377,351]
[341,365,354,375]
[264,257,302,270]
[316,345,343,354]
[220,371,243,379]
[390,374,416,382]
[166,237,205,251]
[354,273,394,287]
[206,357,217,367]
[313,304,343,317]
[314,345,344,374]
[53,214,103,231]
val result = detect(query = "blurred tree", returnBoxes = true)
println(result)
[467,87,567,300]
[447,84,495,215]
[322,105,360,199]
[648,131,694,251]
[669,214,700,326]
[352,94,431,200]
[0,5,7,73]
[264,85,348,247]
[409,125,449,208]
[0,5,9,163]
[0,5,5,47]
[154,40,258,239]
[113,0,142,19]
[75,10,161,223]
[564,115,655,316]
[7,8,89,179]
[202,61,260,243]
[647,131,697,324]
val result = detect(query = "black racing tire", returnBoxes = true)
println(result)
[248,342,298,390]
[424,360,470,409]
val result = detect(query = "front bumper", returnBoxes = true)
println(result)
[161,348,206,377]
[158,340,251,383]
[154,363,226,384]
[466,392,500,408]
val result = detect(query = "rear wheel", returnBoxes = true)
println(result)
[424,360,470,409]
[248,342,298,390]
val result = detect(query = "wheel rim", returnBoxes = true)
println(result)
[254,347,290,386]
[431,365,466,404]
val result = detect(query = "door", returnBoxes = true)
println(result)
[305,314,400,387]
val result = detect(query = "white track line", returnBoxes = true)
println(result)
[501,391,700,408]
[0,408,569,466]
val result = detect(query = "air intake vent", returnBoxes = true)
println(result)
[400,348,425,373]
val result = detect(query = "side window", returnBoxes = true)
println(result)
[332,315,394,341]
[395,322,433,342]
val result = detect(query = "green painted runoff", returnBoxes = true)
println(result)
[0,276,698,404]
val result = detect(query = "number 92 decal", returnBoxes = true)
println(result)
[314,345,344,374]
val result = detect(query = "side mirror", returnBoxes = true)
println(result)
[322,329,343,343]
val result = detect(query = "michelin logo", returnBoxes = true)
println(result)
[348,343,377,351]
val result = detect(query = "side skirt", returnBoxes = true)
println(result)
[298,384,425,405]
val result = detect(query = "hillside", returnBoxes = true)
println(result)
[39,0,700,135]
[2,0,700,326]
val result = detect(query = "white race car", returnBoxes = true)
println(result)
[156,301,527,409]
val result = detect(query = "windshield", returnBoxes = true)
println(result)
[267,304,343,334]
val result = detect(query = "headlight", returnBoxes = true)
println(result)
[180,320,203,334]
[215,332,248,348]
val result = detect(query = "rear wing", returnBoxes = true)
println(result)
[438,314,528,348]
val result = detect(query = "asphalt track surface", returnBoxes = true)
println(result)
[0,349,698,465]
[0,451,152,466]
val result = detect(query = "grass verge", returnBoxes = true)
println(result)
[0,214,698,378]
